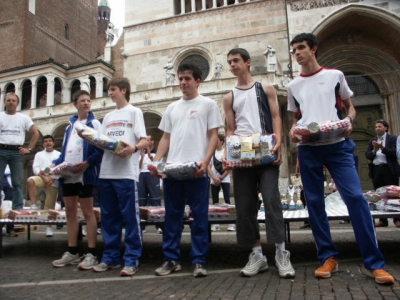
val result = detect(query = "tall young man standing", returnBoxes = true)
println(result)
[223,48,295,278]
[287,33,394,284]
[92,78,148,277]
[153,64,222,277]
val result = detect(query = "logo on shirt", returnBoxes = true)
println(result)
[188,110,198,120]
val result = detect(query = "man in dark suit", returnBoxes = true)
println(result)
[365,119,400,227]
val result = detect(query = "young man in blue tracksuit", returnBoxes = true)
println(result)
[92,77,148,277]
[52,90,103,270]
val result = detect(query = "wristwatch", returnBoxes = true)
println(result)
[28,148,32,152]
[134,145,139,153]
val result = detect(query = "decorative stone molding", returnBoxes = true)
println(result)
[291,0,349,12]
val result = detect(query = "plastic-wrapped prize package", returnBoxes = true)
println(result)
[375,185,400,198]
[148,162,199,180]
[74,122,129,158]
[226,134,276,167]
[293,119,350,143]
[44,162,77,179]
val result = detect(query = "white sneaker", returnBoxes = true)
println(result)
[227,224,236,231]
[78,253,98,270]
[52,252,80,268]
[120,266,138,276]
[211,224,220,232]
[92,262,121,272]
[275,250,295,278]
[46,227,53,237]
[30,204,38,210]
[240,252,269,277]
[82,225,87,237]
[157,228,163,234]
[97,228,102,235]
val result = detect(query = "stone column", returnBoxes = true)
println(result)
[235,0,239,4]
[191,0,196,12]
[46,75,55,106]
[223,0,227,6]
[16,82,22,111]
[181,0,185,14]
[202,0,206,10]
[213,0,217,8]
[95,74,104,99]
[62,86,71,103]
[0,88,5,112]
[31,84,37,109]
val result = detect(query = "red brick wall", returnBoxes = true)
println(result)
[0,0,102,70]
[111,31,125,78]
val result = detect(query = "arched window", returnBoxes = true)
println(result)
[345,74,379,96]
[65,24,69,40]
[179,54,210,81]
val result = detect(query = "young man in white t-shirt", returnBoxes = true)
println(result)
[52,90,103,270]
[287,32,394,285]
[207,134,233,232]
[27,135,60,236]
[92,77,148,277]
[153,64,223,277]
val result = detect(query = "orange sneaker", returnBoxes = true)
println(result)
[371,269,394,285]
[315,256,338,278]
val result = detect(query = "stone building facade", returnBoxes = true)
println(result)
[1,0,400,192]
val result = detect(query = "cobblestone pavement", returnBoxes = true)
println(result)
[1,222,400,300]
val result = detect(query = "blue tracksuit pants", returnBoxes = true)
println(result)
[298,139,385,271]
[162,177,209,264]
[99,178,142,268]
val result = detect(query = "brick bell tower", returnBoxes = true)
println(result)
[98,0,111,56]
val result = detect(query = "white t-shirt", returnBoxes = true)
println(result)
[32,149,61,187]
[100,104,147,181]
[287,68,353,145]
[64,119,102,184]
[139,153,152,173]
[209,148,230,185]
[159,95,223,163]
[0,112,34,145]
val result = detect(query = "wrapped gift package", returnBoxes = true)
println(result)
[48,209,85,222]
[148,162,199,180]
[207,204,236,221]
[375,199,400,212]
[226,134,277,168]
[363,191,384,203]
[44,162,77,179]
[293,119,350,143]
[140,206,166,221]
[74,122,129,158]
[376,185,400,198]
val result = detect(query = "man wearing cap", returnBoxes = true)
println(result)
[365,119,400,227]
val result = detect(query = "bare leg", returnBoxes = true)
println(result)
[79,197,97,248]
[64,196,79,247]
[27,179,37,205]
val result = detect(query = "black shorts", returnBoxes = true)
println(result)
[62,183,94,198]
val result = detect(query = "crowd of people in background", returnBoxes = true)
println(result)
[1,33,400,285]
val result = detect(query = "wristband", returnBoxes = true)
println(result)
[134,145,139,153]
[347,116,354,124]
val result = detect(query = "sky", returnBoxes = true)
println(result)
[108,0,125,30]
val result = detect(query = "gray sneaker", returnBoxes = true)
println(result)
[52,252,80,268]
[78,253,98,270]
[275,250,295,278]
[240,252,268,277]
[120,266,138,276]
[155,261,181,276]
[193,263,208,277]
[92,262,121,272]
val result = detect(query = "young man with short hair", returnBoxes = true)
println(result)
[92,77,148,277]
[288,32,394,284]
[27,135,60,236]
[223,48,295,278]
[153,64,223,277]
[52,90,103,270]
